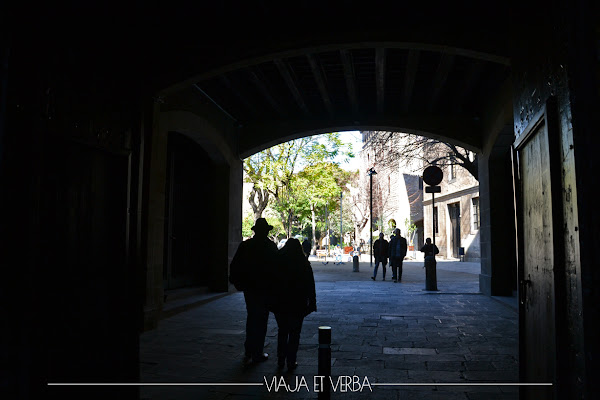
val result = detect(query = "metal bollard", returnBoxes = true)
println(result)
[318,326,331,400]
[424,256,438,291]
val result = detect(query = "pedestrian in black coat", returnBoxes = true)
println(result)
[420,238,440,257]
[371,232,389,281]
[388,228,408,282]
[270,238,317,370]
[229,218,277,365]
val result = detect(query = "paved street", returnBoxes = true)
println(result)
[140,260,518,400]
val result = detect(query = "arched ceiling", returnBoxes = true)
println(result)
[144,1,513,156]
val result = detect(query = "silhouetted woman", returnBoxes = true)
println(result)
[270,238,317,370]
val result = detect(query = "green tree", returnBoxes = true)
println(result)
[289,162,355,254]
[241,211,285,242]
[404,218,418,246]
[329,192,357,246]
[323,168,357,247]
[264,214,286,242]
[243,133,354,231]
[242,212,254,239]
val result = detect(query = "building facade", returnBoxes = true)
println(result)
[422,152,481,261]
[357,131,424,251]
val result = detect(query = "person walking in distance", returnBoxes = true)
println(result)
[269,238,317,370]
[371,232,389,281]
[229,218,277,365]
[388,228,408,282]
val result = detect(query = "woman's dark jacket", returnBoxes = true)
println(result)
[269,253,317,316]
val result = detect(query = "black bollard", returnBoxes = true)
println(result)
[318,326,331,400]
[424,256,438,291]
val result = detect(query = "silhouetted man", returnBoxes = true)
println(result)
[421,237,440,291]
[420,238,439,257]
[229,218,277,365]
[371,232,389,281]
[388,228,407,282]
[302,238,311,259]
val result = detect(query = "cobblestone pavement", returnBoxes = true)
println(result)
[140,260,518,400]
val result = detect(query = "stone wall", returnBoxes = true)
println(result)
[423,187,480,260]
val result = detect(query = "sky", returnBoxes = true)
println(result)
[328,130,363,172]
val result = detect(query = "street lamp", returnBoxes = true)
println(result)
[367,167,377,270]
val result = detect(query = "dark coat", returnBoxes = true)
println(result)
[420,243,440,257]
[373,238,389,260]
[302,239,311,255]
[388,235,407,259]
[229,236,277,291]
[269,253,317,316]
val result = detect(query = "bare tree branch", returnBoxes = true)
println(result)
[362,131,479,181]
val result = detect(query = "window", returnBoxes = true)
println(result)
[448,153,456,180]
[433,206,439,234]
[472,197,480,231]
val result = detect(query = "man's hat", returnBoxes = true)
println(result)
[252,218,273,232]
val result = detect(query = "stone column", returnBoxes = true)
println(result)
[478,151,492,296]
[228,159,244,289]
[143,101,168,331]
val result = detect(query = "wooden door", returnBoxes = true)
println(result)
[513,100,562,399]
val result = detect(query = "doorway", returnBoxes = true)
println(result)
[514,102,561,399]
[448,202,461,258]
[164,132,210,290]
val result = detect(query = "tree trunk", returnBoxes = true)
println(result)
[276,209,287,238]
[311,203,317,255]
[249,186,269,220]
